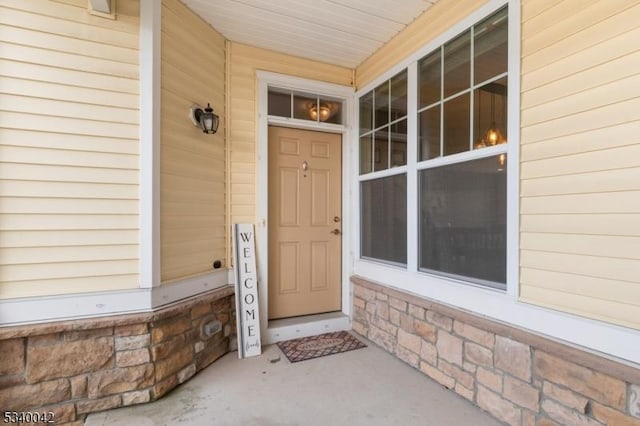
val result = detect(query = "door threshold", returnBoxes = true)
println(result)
[264,312,350,344]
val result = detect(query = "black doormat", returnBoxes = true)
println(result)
[276,330,367,363]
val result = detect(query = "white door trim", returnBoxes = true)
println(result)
[256,71,354,343]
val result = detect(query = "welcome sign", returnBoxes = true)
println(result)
[233,224,262,358]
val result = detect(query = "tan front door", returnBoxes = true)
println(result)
[268,126,342,319]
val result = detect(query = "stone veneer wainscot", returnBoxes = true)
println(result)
[0,286,235,425]
[351,276,640,426]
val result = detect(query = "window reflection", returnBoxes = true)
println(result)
[420,155,507,286]
[361,174,407,265]
[443,30,471,98]
[443,94,470,156]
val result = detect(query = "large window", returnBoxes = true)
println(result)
[420,156,506,286]
[361,175,407,265]
[358,6,508,287]
[359,70,408,265]
[418,6,508,288]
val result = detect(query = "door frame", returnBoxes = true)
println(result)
[256,71,355,343]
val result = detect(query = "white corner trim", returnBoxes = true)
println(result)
[139,0,161,288]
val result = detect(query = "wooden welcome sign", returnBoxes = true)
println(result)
[233,224,262,358]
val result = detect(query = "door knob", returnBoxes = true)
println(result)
[330,229,341,235]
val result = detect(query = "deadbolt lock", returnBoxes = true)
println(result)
[334,216,341,222]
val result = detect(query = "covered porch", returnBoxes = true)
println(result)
[87,340,502,426]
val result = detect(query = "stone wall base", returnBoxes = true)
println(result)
[0,286,235,425]
[352,276,640,426]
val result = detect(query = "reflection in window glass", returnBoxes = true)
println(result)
[269,87,345,125]
[374,81,390,129]
[474,77,507,149]
[419,49,441,108]
[360,134,372,174]
[391,119,407,167]
[474,7,508,84]
[443,30,471,98]
[361,174,407,265]
[293,94,317,121]
[419,106,441,161]
[318,97,343,124]
[360,91,373,135]
[443,94,470,156]
[419,155,506,286]
[390,71,408,120]
[268,90,291,117]
[373,129,389,172]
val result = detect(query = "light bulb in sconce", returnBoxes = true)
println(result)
[309,104,332,122]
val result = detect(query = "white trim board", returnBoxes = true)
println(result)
[255,71,354,340]
[0,269,230,327]
[264,312,351,345]
[139,0,161,288]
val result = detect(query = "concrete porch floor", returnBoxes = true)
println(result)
[86,337,502,426]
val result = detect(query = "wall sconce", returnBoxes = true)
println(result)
[189,103,219,134]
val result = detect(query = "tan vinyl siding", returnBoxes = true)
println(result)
[355,0,485,89]
[160,0,226,282]
[520,0,640,329]
[227,42,352,227]
[0,0,140,299]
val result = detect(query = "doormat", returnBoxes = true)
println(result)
[276,330,367,363]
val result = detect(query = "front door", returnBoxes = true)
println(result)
[268,126,342,319]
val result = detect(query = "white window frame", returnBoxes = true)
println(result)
[359,70,410,267]
[351,0,640,365]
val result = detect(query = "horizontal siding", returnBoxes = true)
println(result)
[0,275,138,299]
[520,0,640,329]
[0,0,140,299]
[160,0,227,282]
[0,230,139,247]
[520,286,640,330]
[228,42,352,231]
[355,0,484,88]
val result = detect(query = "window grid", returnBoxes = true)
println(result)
[359,70,408,176]
[358,5,509,284]
[418,27,507,162]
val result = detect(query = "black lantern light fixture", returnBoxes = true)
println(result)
[189,103,219,134]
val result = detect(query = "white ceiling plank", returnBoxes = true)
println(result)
[199,21,374,62]
[229,0,404,42]
[192,3,380,52]
[208,20,379,67]
[181,0,439,68]
[326,0,435,24]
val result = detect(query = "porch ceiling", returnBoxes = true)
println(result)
[181,0,439,68]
